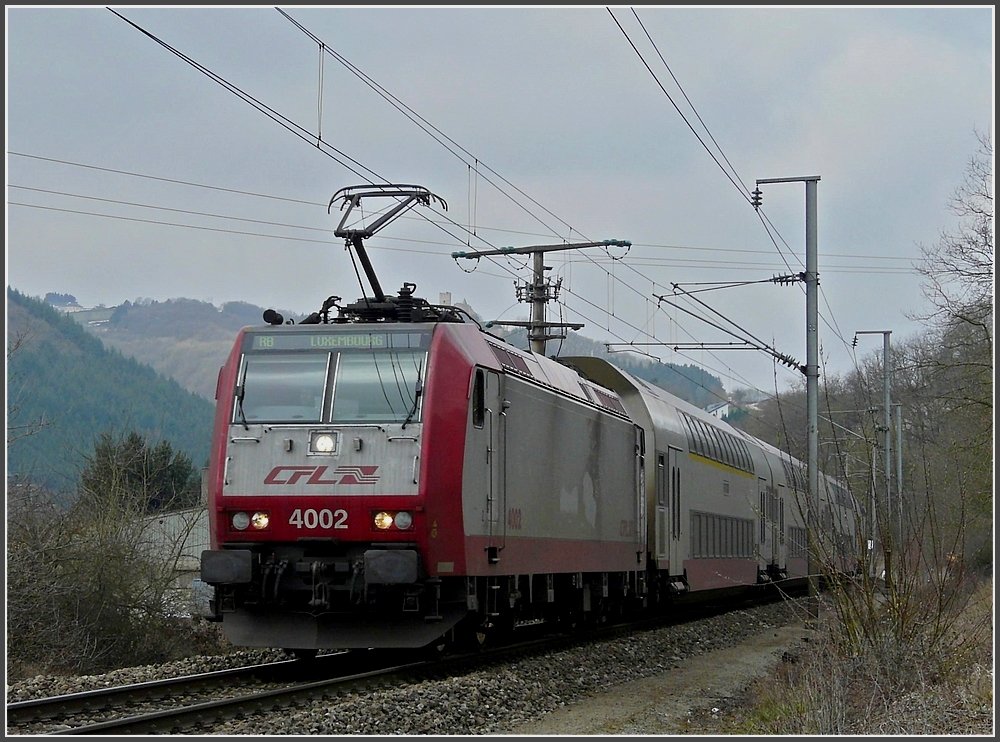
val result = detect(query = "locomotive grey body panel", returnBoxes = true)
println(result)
[461,366,644,575]
[222,422,421,496]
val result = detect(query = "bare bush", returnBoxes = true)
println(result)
[720,577,992,735]
[5,477,224,680]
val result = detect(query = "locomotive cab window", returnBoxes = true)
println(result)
[472,369,485,429]
[235,330,430,425]
[331,351,426,423]
[237,353,329,423]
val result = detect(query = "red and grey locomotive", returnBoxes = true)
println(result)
[198,185,859,655]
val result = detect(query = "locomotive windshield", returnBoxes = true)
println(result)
[330,352,423,422]
[236,330,429,425]
[240,354,329,422]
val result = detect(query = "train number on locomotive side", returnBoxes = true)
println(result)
[288,508,348,530]
[507,507,522,530]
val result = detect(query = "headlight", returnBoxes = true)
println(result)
[231,511,269,531]
[309,432,338,454]
[373,511,413,530]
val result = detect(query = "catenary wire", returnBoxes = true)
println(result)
[6,158,916,264]
[78,10,860,406]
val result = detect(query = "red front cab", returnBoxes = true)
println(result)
[200,322,489,648]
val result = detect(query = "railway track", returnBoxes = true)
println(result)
[7,624,637,734]
[6,652,365,735]
[15,658,440,735]
[7,595,790,735]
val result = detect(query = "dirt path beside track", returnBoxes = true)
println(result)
[503,620,814,735]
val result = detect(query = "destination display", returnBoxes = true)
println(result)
[246,331,430,352]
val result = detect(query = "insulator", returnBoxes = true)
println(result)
[751,187,763,209]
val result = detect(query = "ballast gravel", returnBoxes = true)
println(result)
[6,599,807,735]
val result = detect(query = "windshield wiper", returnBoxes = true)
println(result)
[401,377,423,430]
[236,383,249,431]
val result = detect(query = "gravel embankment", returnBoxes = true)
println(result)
[7,599,807,735]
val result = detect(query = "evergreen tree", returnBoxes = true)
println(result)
[79,430,200,513]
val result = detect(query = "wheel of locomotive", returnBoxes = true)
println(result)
[566,611,583,632]
[459,619,492,652]
[609,600,626,624]
[592,597,622,625]
[457,613,509,652]
[422,633,451,659]
[554,605,582,634]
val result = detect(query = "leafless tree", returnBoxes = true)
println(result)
[912,129,993,357]
[7,451,217,679]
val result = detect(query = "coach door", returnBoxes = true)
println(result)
[769,486,781,565]
[655,451,668,569]
[667,447,682,571]
[656,446,683,572]
[777,488,786,566]
[758,477,770,564]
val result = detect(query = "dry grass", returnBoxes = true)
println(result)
[689,576,994,736]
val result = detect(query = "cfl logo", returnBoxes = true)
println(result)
[264,465,380,486]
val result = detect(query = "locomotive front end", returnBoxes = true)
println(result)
[200,324,465,651]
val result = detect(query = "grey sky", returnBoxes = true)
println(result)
[5,5,994,394]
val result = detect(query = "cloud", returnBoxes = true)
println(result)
[5,6,993,394]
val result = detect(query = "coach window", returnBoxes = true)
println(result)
[472,369,485,429]
[721,432,737,469]
[657,454,666,506]
[702,421,718,461]
[779,498,785,543]
[694,421,709,459]
[708,426,725,464]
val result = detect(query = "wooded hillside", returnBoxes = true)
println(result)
[7,288,214,499]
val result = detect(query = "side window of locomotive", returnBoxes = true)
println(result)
[472,369,485,429]
[238,353,329,423]
[331,351,426,423]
